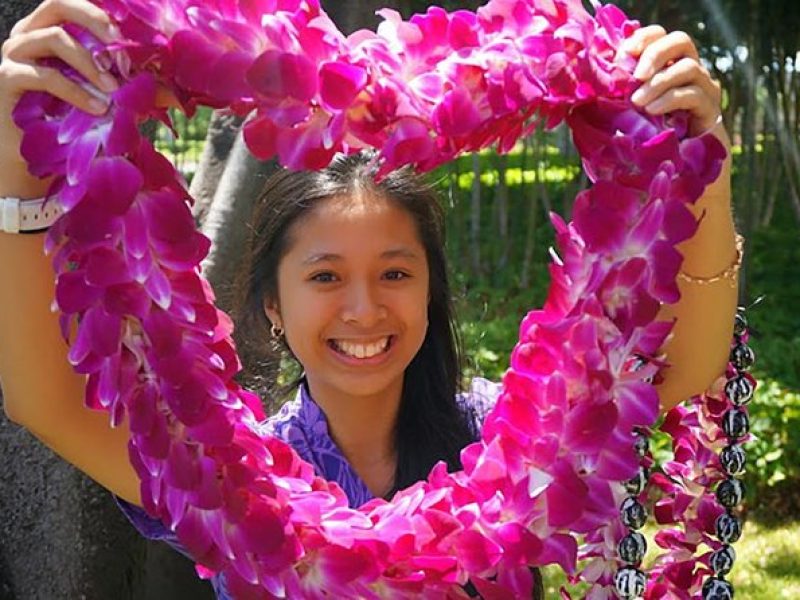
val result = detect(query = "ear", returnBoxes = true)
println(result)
[263,297,282,329]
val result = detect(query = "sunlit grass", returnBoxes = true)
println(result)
[453,164,581,189]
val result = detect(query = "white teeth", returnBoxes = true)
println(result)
[334,337,390,359]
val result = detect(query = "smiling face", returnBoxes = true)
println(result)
[264,191,430,406]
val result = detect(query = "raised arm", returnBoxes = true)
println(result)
[623,26,739,412]
[0,0,140,506]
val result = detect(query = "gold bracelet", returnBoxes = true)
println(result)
[677,234,744,288]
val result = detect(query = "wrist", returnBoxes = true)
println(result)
[678,234,743,288]
[0,143,51,199]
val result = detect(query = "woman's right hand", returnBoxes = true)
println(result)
[0,0,120,176]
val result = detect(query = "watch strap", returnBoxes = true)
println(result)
[0,197,63,234]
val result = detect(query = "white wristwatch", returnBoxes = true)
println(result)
[0,197,63,234]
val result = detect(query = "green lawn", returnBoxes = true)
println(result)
[540,521,800,598]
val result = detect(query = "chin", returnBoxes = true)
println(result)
[330,371,406,398]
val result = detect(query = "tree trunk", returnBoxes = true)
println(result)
[190,112,244,225]
[322,0,383,33]
[760,69,781,228]
[494,153,509,275]
[520,137,540,290]
[199,131,279,312]
[447,160,465,269]
[562,125,583,220]
[776,52,800,223]
[470,153,483,279]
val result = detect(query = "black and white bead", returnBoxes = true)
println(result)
[702,308,753,599]
[720,444,747,476]
[733,310,747,336]
[618,531,647,565]
[716,477,745,509]
[620,497,648,530]
[715,512,743,544]
[710,545,737,577]
[633,431,650,458]
[722,408,749,440]
[624,467,650,496]
[730,343,755,371]
[614,566,646,599]
[615,426,652,592]
[725,375,754,406]
[702,576,734,600]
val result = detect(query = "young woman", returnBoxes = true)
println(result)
[0,0,739,597]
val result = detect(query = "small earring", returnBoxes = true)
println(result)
[270,322,284,340]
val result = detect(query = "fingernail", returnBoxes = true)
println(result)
[88,98,108,115]
[99,73,118,93]
[631,89,646,105]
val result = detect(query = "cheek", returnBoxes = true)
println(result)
[275,282,326,359]
[403,285,430,342]
[283,296,328,339]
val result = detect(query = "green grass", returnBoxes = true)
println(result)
[540,521,800,598]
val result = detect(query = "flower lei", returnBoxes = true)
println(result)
[13,0,747,597]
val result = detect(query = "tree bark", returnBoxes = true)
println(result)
[190,112,244,225]
[470,153,483,279]
[199,130,279,312]
[520,137,539,290]
[494,153,509,275]
[323,0,383,33]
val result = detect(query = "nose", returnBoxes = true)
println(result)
[340,280,387,328]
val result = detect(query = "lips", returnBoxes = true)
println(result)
[329,336,392,359]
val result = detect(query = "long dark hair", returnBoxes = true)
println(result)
[232,152,479,493]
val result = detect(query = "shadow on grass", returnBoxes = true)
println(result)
[763,547,800,579]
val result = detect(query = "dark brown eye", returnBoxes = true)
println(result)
[311,272,337,283]
[384,270,410,281]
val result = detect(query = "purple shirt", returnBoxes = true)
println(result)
[117,378,500,598]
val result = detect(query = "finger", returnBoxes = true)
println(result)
[3,26,118,94]
[632,57,720,109]
[643,85,720,132]
[634,31,700,81]
[2,60,109,115]
[620,25,667,57]
[11,0,120,44]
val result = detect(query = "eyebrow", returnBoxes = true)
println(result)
[301,247,421,266]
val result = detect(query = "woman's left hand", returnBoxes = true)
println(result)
[622,25,731,202]
[622,26,728,144]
